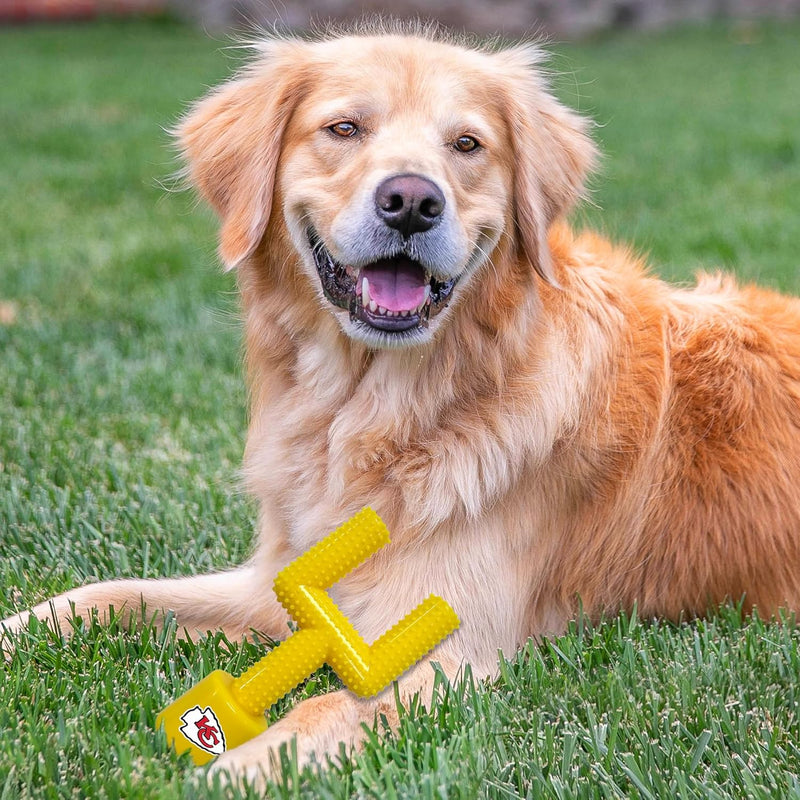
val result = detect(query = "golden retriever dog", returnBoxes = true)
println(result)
[4,21,800,784]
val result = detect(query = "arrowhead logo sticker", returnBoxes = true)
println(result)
[178,705,227,756]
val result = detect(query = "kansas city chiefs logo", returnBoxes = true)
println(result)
[178,705,227,756]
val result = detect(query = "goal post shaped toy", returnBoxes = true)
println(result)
[156,507,460,764]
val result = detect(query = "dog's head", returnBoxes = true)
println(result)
[178,28,596,348]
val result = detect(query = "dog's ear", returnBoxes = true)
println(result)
[495,46,598,285]
[176,42,306,270]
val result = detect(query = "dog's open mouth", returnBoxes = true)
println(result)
[308,229,456,333]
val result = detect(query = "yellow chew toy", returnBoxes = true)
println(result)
[156,507,459,764]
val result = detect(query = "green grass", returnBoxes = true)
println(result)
[1,17,799,800]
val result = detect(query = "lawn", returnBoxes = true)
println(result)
[1,17,800,800]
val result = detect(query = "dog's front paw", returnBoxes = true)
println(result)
[0,610,28,636]
[205,726,304,791]
[205,690,364,789]
[0,610,34,660]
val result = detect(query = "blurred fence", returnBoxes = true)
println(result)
[3,0,799,34]
[0,0,162,21]
[169,0,800,36]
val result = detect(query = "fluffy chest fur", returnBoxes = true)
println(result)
[239,235,604,558]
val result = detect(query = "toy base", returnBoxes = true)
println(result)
[156,670,269,765]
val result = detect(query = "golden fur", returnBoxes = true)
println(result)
[5,24,800,784]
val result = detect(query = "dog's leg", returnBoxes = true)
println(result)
[208,650,466,786]
[1,563,290,645]
[208,565,519,783]
[2,513,296,650]
[204,520,527,785]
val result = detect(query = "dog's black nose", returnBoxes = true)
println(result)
[375,174,445,236]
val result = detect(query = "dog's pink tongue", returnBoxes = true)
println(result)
[363,259,427,312]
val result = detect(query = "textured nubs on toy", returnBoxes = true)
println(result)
[156,507,460,764]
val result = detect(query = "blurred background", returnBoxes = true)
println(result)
[2,0,799,36]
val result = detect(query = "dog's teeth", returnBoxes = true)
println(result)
[401,309,410,317]
[378,305,387,316]
[424,285,431,301]
[361,277,371,308]
[387,310,395,317]
[369,299,378,313]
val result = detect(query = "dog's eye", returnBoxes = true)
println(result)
[329,121,358,138]
[454,135,480,153]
